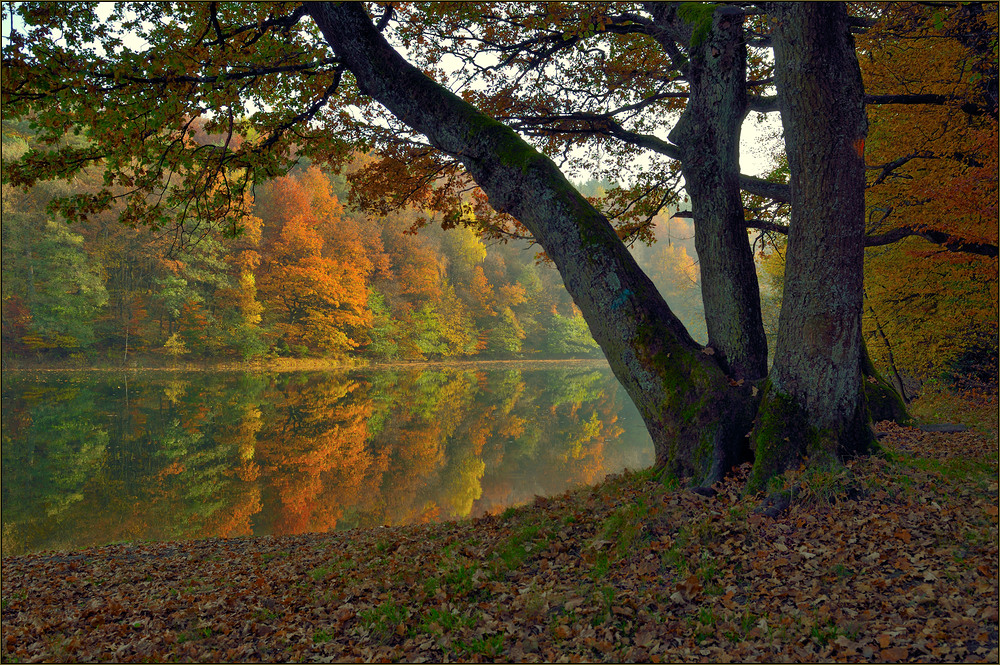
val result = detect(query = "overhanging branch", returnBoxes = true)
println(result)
[740,176,791,203]
[865,227,999,257]
[750,93,961,113]
[746,219,999,257]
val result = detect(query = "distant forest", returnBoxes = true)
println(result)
[1,120,706,365]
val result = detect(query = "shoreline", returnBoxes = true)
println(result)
[0,355,610,374]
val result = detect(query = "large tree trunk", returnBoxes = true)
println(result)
[307,2,756,483]
[662,6,769,384]
[749,2,876,491]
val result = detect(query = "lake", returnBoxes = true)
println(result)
[1,363,653,556]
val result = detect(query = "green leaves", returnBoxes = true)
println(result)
[2,2,344,235]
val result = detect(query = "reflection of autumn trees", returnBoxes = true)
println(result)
[2,367,653,555]
[252,375,375,536]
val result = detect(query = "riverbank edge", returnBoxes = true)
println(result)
[0,355,610,374]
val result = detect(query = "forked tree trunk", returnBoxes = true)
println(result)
[308,2,756,483]
[748,2,876,491]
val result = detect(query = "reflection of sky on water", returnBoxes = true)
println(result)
[1,365,653,555]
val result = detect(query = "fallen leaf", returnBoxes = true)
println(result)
[880,646,910,661]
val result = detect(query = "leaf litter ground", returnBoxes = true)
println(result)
[2,422,997,663]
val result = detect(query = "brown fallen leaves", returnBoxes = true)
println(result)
[2,423,997,663]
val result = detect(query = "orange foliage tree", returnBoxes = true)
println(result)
[255,172,372,355]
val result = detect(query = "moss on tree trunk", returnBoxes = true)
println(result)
[747,3,877,490]
[308,1,757,485]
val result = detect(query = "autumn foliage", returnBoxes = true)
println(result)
[858,3,999,389]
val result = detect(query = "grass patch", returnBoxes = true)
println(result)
[443,563,479,596]
[358,600,409,637]
[661,545,688,575]
[809,618,840,646]
[600,497,648,555]
[454,634,504,658]
[418,607,475,635]
[696,552,723,593]
[495,524,541,571]
[899,455,997,483]
[589,551,611,581]
[590,585,615,626]
[830,563,853,579]
[307,565,334,582]
[422,576,440,596]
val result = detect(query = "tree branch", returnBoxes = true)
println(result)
[203,4,309,47]
[92,59,342,88]
[865,93,952,105]
[867,150,934,186]
[747,95,779,113]
[865,227,999,257]
[752,93,962,114]
[739,176,791,203]
[746,219,999,257]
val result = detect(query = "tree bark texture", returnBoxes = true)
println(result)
[750,2,875,490]
[665,6,769,382]
[306,2,756,483]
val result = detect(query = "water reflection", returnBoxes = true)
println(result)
[1,365,653,555]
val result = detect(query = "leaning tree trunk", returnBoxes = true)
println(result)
[748,2,876,491]
[663,5,769,385]
[307,2,756,483]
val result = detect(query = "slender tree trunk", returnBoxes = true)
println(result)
[664,6,769,383]
[307,2,756,483]
[864,292,908,401]
[860,339,911,424]
[749,2,876,490]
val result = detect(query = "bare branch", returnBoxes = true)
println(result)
[747,95,778,113]
[746,219,998,257]
[865,227,999,257]
[865,93,952,105]
[867,150,934,186]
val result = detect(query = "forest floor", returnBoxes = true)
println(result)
[2,395,998,663]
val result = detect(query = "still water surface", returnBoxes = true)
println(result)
[1,363,653,556]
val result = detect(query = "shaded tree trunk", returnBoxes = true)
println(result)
[661,5,769,384]
[307,2,756,483]
[749,2,876,490]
